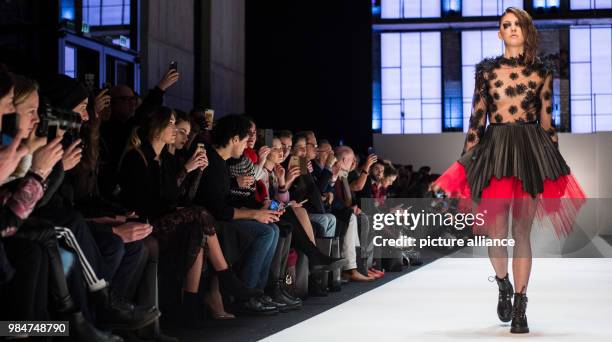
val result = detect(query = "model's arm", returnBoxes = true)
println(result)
[462,66,488,156]
[539,71,558,149]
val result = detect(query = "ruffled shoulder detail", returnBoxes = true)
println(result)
[475,56,502,89]
[531,55,555,78]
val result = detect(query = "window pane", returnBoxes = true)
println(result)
[64,46,76,78]
[570,25,612,132]
[381,0,400,18]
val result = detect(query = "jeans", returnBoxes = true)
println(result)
[235,220,279,289]
[309,213,336,238]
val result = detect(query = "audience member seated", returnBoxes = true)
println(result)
[117,107,260,326]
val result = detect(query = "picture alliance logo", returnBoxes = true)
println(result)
[371,206,487,231]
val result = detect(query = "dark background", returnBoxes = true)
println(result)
[245,0,373,154]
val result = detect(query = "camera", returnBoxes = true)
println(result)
[35,97,83,146]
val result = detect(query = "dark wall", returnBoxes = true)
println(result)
[245,0,373,154]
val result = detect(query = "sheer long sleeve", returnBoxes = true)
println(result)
[462,69,488,156]
[539,72,558,149]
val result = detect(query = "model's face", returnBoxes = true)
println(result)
[269,138,284,164]
[174,121,191,150]
[160,115,177,145]
[72,98,89,122]
[0,87,15,115]
[15,91,40,137]
[499,12,524,47]
[247,123,257,149]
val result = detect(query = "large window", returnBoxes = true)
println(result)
[570,0,612,10]
[83,0,131,27]
[462,0,522,16]
[380,32,442,134]
[461,30,504,132]
[570,25,612,133]
[381,0,441,19]
[533,0,561,8]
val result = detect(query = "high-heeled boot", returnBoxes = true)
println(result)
[493,274,513,322]
[510,293,529,334]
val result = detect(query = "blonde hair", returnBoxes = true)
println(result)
[11,74,39,106]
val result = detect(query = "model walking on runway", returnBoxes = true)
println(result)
[431,7,586,334]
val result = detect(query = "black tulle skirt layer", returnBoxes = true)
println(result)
[433,121,586,238]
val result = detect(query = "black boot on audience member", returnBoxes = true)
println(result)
[270,279,302,310]
[56,296,123,342]
[217,267,263,300]
[259,293,289,312]
[236,296,279,316]
[92,286,160,330]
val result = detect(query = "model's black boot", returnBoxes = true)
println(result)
[493,274,513,322]
[510,293,529,334]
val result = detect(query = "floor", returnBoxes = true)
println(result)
[264,257,612,342]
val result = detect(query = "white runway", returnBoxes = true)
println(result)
[264,257,612,342]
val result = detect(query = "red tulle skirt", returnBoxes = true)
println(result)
[433,160,586,238]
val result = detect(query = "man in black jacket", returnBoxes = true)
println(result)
[195,114,281,315]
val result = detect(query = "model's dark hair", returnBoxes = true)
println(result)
[500,7,538,65]
[0,70,14,100]
[211,114,252,148]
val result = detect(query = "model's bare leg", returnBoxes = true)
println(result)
[487,202,511,278]
[511,198,536,294]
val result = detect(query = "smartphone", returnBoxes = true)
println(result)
[298,157,309,175]
[268,200,281,211]
[288,155,300,170]
[169,61,178,72]
[264,129,274,147]
[0,113,18,137]
[367,146,376,155]
[204,109,214,125]
[196,143,205,153]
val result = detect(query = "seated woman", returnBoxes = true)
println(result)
[166,110,238,319]
[117,106,260,325]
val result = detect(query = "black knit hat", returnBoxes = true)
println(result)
[40,74,88,111]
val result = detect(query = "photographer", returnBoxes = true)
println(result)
[0,72,124,341]
[29,74,160,331]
